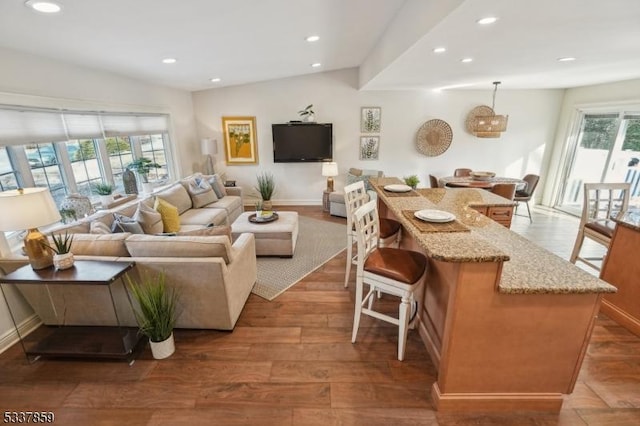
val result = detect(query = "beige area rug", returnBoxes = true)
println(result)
[253,216,346,300]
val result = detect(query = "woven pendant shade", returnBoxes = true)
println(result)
[467,82,508,138]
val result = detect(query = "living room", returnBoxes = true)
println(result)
[1,0,640,424]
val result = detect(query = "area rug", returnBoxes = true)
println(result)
[252,216,346,300]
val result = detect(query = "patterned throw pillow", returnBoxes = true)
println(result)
[134,201,163,234]
[90,221,112,234]
[154,197,181,233]
[111,213,144,234]
[185,175,218,208]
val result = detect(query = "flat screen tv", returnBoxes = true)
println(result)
[272,123,333,162]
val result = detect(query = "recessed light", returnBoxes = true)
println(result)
[162,58,177,64]
[306,35,320,42]
[210,78,221,83]
[25,1,62,14]
[477,16,498,25]
[311,63,322,68]
[433,47,446,53]
[558,57,576,62]
[461,58,473,63]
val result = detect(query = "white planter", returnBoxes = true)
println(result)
[99,194,113,206]
[53,252,74,270]
[142,182,153,194]
[149,333,175,359]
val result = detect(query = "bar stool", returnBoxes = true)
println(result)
[343,181,401,288]
[351,200,427,361]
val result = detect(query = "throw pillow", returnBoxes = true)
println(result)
[177,225,232,241]
[208,174,227,199]
[154,197,181,233]
[90,221,112,234]
[184,175,218,208]
[111,213,145,234]
[134,201,163,234]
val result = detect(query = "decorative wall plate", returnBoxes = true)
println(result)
[465,105,495,134]
[415,119,453,157]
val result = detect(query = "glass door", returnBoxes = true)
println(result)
[556,112,640,215]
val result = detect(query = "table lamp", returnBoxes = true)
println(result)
[201,138,218,175]
[322,162,339,192]
[0,188,62,270]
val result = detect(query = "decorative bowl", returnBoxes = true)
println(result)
[470,171,496,181]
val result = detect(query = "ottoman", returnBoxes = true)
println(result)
[231,211,299,257]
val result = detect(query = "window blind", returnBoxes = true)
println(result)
[62,112,104,139]
[0,108,66,145]
[101,114,169,137]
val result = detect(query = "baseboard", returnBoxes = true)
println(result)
[0,314,41,354]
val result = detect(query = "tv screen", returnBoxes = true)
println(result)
[272,123,333,162]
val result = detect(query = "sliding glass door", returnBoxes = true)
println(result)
[556,111,640,215]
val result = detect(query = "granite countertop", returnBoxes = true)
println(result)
[614,210,640,232]
[371,177,616,295]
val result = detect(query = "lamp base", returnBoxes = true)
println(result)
[24,228,53,270]
[326,177,334,192]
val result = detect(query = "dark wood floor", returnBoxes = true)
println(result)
[1,206,639,425]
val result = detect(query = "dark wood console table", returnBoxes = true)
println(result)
[0,260,143,363]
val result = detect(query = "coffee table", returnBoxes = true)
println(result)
[231,211,298,257]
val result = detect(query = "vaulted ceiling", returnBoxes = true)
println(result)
[1,0,639,92]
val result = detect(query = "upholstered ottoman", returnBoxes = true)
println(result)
[231,211,298,257]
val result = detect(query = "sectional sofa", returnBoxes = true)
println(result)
[0,174,256,330]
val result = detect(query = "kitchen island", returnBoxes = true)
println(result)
[371,179,616,412]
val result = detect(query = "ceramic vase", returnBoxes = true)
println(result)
[99,194,114,207]
[53,252,74,270]
[150,333,175,359]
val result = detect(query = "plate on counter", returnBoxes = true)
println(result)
[384,184,412,193]
[414,209,456,223]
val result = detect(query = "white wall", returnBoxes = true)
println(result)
[0,46,197,352]
[542,78,640,206]
[193,68,564,205]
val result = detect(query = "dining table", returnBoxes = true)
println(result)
[439,175,526,190]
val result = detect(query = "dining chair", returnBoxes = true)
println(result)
[514,174,540,223]
[454,168,472,177]
[351,199,427,361]
[429,174,439,188]
[570,182,630,270]
[491,183,516,200]
[343,181,401,288]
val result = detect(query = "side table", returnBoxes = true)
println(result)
[0,260,143,363]
[323,190,332,212]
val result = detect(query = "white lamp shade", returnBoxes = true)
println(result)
[322,162,338,177]
[201,138,218,156]
[0,188,61,231]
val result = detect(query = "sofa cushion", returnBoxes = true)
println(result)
[155,183,192,214]
[181,175,218,208]
[178,207,226,226]
[125,234,234,264]
[177,225,232,241]
[134,201,163,234]
[201,195,241,216]
[69,233,131,257]
[90,222,112,234]
[154,198,181,233]
[48,221,90,236]
[111,213,144,234]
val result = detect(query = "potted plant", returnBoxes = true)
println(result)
[43,232,74,270]
[127,272,179,360]
[126,158,161,193]
[93,182,115,206]
[404,175,420,190]
[255,172,275,211]
[298,104,315,122]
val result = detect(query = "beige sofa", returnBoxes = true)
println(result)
[0,175,257,330]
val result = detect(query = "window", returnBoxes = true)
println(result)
[0,147,18,191]
[556,111,640,215]
[0,105,172,210]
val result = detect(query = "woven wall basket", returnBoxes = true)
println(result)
[415,119,453,157]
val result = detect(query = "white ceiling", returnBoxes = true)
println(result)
[1,0,640,92]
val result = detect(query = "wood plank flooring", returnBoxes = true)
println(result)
[1,205,639,425]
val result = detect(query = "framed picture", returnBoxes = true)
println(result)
[360,136,379,160]
[361,107,381,133]
[222,116,258,165]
